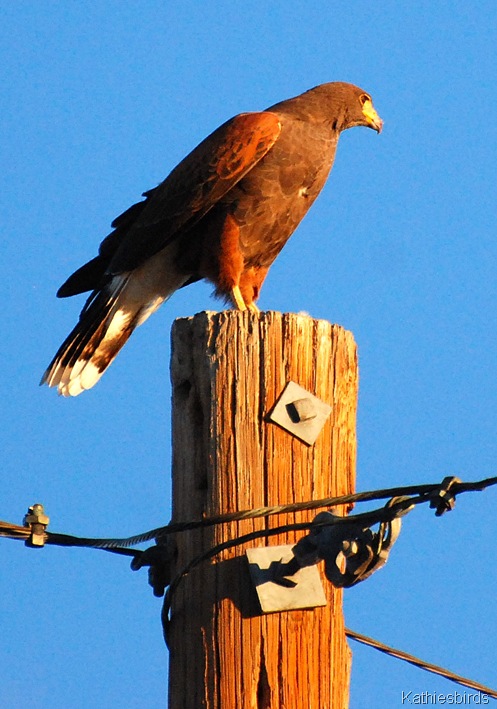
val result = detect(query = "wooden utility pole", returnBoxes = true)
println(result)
[167,310,358,709]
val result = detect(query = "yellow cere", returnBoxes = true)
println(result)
[362,99,383,132]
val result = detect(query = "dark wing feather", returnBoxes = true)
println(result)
[57,256,109,297]
[57,111,281,296]
[110,191,155,230]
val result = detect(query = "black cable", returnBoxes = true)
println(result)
[346,628,497,700]
[2,474,494,552]
[2,476,497,698]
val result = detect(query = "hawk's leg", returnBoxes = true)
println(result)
[231,285,247,311]
[229,285,260,312]
[238,266,268,312]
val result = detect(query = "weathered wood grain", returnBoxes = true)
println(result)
[167,311,357,709]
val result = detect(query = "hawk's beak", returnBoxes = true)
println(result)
[362,99,383,133]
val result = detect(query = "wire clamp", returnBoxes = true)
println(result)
[23,503,49,547]
[130,539,176,597]
[290,496,410,588]
[244,497,412,611]
[429,476,461,516]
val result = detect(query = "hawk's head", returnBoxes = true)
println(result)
[305,82,383,134]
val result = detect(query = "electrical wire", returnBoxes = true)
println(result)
[346,628,497,700]
[1,474,495,551]
[2,475,497,699]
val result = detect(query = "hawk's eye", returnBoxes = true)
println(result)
[360,94,371,106]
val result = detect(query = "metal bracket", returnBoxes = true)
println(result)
[292,497,409,587]
[130,538,177,597]
[246,545,327,612]
[267,381,332,445]
[23,503,49,547]
[246,496,410,602]
[429,476,461,516]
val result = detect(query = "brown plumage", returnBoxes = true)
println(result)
[42,82,382,396]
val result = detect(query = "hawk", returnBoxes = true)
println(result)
[42,82,382,396]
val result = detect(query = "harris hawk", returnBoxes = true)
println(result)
[42,82,382,396]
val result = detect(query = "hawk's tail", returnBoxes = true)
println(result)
[41,274,164,397]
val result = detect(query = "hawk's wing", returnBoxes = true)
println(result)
[58,111,281,297]
[43,111,281,396]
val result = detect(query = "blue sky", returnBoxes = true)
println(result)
[1,2,496,707]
